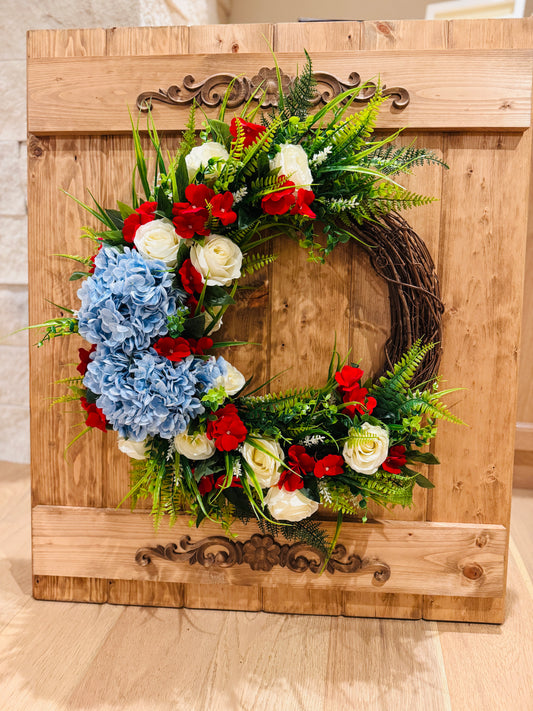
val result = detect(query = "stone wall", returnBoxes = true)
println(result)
[0,0,226,463]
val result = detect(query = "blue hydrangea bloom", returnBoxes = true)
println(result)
[77,247,178,355]
[84,346,226,441]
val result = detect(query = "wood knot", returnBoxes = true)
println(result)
[376,22,393,37]
[475,534,488,548]
[28,135,45,158]
[462,563,483,581]
[231,42,239,53]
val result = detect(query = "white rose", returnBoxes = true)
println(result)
[216,360,246,396]
[190,234,242,286]
[185,142,229,181]
[265,486,318,522]
[133,219,182,267]
[174,430,216,460]
[117,436,148,460]
[342,422,389,475]
[241,438,284,488]
[270,143,313,190]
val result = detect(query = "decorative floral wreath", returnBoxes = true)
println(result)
[34,55,462,553]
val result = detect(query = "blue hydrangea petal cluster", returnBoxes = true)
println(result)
[84,347,226,441]
[77,247,177,355]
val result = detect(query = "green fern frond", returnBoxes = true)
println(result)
[285,51,317,120]
[372,144,448,175]
[319,480,361,515]
[399,389,465,425]
[257,516,330,554]
[242,252,278,275]
[179,101,197,158]
[371,340,435,406]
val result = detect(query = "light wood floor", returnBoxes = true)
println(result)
[1,462,531,711]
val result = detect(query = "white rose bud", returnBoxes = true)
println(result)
[204,306,223,333]
[185,142,229,181]
[216,360,246,396]
[342,422,389,475]
[270,143,313,190]
[133,219,182,267]
[174,430,216,460]
[265,486,319,522]
[241,438,284,488]
[117,436,148,460]
[190,234,242,286]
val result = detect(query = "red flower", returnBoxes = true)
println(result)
[153,336,191,362]
[88,245,102,275]
[210,192,237,226]
[198,474,215,496]
[314,454,344,478]
[382,445,407,475]
[172,206,209,239]
[189,337,213,356]
[80,396,107,432]
[291,189,316,219]
[185,184,214,208]
[77,344,97,376]
[335,365,364,393]
[261,180,296,215]
[215,474,243,489]
[278,469,304,492]
[342,388,377,418]
[229,117,267,148]
[179,258,204,295]
[206,404,248,451]
[122,201,157,243]
[288,445,315,475]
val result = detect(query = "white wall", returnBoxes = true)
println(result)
[0,0,224,464]
[229,0,533,22]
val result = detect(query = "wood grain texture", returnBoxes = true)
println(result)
[27,50,533,135]
[32,506,507,599]
[27,20,533,622]
[27,29,111,606]
[5,463,533,709]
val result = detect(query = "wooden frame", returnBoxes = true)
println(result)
[27,19,533,623]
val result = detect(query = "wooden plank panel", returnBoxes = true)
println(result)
[32,506,507,599]
[27,50,533,134]
[424,17,533,624]
[27,30,110,608]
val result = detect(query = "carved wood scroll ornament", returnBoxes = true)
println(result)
[136,66,410,112]
[135,533,391,582]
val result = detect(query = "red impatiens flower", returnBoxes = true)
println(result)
[179,258,204,295]
[291,189,316,219]
[198,474,215,496]
[77,344,97,376]
[335,365,364,393]
[188,337,213,356]
[288,444,315,476]
[88,245,102,275]
[261,180,296,215]
[314,454,344,478]
[229,117,267,148]
[342,388,377,418]
[278,469,304,492]
[153,336,191,362]
[215,474,243,489]
[206,404,248,451]
[122,201,157,243]
[382,445,407,474]
[210,191,237,225]
[172,206,209,239]
[185,183,214,208]
[80,396,107,432]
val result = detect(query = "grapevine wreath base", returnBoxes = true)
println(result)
[33,53,461,556]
